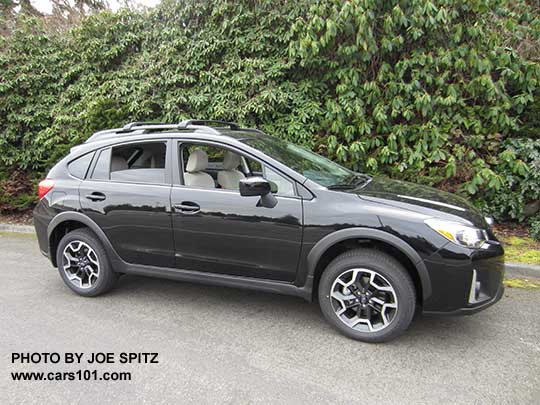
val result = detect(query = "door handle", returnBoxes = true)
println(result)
[174,202,200,214]
[85,192,106,202]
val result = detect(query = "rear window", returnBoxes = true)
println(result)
[68,152,94,179]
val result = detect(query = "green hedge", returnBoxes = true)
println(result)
[0,0,539,235]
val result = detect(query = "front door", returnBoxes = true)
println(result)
[79,140,174,267]
[171,141,303,282]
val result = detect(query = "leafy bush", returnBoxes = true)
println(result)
[0,170,35,212]
[530,217,540,241]
[289,1,539,185]
[483,138,540,228]
[0,0,539,238]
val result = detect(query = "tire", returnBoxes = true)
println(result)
[56,228,118,297]
[318,248,416,343]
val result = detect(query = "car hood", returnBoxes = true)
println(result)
[353,176,487,228]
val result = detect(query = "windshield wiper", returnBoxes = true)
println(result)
[327,174,372,190]
[326,173,373,190]
[351,174,372,188]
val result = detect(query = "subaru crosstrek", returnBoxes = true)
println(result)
[33,120,504,342]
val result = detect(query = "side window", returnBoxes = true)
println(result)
[91,149,111,180]
[182,144,225,173]
[110,142,167,184]
[180,142,296,196]
[68,152,94,179]
[180,144,227,189]
[263,166,295,197]
[90,142,167,184]
[247,159,263,176]
[181,143,259,190]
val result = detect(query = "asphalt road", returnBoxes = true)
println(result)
[1,233,539,404]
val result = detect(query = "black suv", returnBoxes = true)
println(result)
[33,120,504,342]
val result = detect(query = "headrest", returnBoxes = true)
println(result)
[111,155,128,172]
[186,149,208,173]
[222,151,241,171]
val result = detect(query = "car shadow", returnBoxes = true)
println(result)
[105,274,492,345]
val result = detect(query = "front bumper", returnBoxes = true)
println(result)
[421,240,505,314]
[423,282,504,316]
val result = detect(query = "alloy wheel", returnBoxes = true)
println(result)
[62,240,100,289]
[330,268,398,332]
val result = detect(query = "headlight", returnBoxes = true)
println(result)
[425,218,488,249]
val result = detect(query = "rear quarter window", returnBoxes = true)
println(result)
[67,152,94,179]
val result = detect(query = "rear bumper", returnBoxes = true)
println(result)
[33,202,52,260]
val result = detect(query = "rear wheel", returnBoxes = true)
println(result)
[56,228,118,297]
[318,249,416,343]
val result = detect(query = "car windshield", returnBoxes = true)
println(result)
[242,136,368,188]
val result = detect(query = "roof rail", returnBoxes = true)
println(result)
[121,121,170,131]
[85,119,243,143]
[116,123,182,133]
[179,120,240,130]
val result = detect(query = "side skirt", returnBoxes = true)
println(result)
[122,263,313,302]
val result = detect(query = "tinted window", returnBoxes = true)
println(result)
[110,142,166,184]
[68,152,94,179]
[91,149,111,180]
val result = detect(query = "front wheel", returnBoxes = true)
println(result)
[56,228,118,297]
[318,249,416,343]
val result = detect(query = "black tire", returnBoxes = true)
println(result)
[56,228,118,297]
[318,248,416,343]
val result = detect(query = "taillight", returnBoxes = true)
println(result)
[38,179,55,200]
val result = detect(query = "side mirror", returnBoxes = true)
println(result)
[239,177,271,197]
[239,177,278,208]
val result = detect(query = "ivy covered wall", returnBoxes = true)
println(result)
[0,0,539,235]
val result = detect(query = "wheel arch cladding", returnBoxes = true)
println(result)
[307,228,432,303]
[47,212,113,267]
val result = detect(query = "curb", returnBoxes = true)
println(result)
[0,223,539,278]
[505,262,540,279]
[0,224,35,234]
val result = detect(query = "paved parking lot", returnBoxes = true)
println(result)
[1,233,539,404]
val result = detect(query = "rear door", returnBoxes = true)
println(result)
[79,139,174,267]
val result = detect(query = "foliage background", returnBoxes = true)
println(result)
[0,0,539,235]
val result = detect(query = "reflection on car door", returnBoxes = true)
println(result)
[171,188,303,281]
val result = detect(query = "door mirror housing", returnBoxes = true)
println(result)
[239,177,271,197]
[239,177,277,208]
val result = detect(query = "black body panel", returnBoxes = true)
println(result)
[79,180,174,267]
[170,186,303,281]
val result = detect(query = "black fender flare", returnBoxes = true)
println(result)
[47,211,122,268]
[305,227,432,300]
